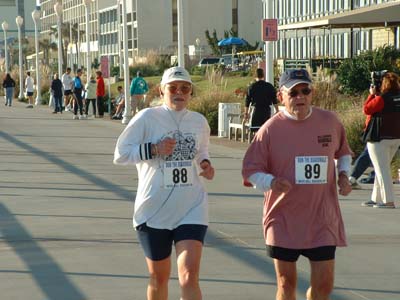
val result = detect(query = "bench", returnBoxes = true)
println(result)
[228,106,256,143]
[228,112,246,142]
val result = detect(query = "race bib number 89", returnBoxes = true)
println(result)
[164,160,194,189]
[295,156,328,184]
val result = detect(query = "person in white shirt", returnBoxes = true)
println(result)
[25,71,35,108]
[114,66,215,300]
[61,67,74,111]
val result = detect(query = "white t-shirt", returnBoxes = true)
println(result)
[25,76,34,92]
[61,73,73,91]
[114,105,211,230]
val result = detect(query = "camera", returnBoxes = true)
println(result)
[370,70,387,92]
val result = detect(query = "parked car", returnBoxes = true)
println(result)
[198,57,222,67]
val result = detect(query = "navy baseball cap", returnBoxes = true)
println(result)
[279,69,312,89]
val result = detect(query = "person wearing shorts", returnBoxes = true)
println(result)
[25,71,35,108]
[62,67,74,111]
[242,69,353,300]
[114,66,215,300]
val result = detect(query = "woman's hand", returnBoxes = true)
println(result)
[199,160,215,180]
[156,138,176,156]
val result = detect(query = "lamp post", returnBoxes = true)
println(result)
[2,21,9,74]
[177,0,184,67]
[117,0,122,79]
[54,2,63,82]
[16,16,24,100]
[195,38,201,60]
[83,0,92,78]
[121,0,131,124]
[32,7,41,105]
[263,0,274,84]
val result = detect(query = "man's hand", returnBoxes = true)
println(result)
[338,172,352,196]
[199,160,215,180]
[271,177,292,194]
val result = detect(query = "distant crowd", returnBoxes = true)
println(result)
[2,68,149,121]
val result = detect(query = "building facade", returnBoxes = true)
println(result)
[36,0,264,72]
[97,0,263,68]
[0,0,35,38]
[275,0,400,62]
[40,0,98,71]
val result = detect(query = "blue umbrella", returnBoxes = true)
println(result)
[218,37,248,47]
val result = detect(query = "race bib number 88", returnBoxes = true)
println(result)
[295,156,328,184]
[164,160,194,189]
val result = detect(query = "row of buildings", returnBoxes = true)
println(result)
[1,0,400,73]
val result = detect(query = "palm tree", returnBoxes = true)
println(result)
[38,38,57,66]
[50,22,85,72]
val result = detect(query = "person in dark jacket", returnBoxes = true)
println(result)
[244,68,279,132]
[51,73,63,113]
[3,73,16,106]
[362,72,400,208]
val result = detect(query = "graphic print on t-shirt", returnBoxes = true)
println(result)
[162,130,197,189]
[164,130,197,161]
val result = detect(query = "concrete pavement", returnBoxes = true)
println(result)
[0,100,399,300]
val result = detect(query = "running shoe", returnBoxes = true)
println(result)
[373,202,395,209]
[361,200,376,207]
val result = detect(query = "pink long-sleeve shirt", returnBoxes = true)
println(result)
[242,108,352,249]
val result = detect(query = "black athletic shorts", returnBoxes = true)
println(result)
[64,90,72,96]
[136,223,208,261]
[267,245,336,262]
[27,92,34,96]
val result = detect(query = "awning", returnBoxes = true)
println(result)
[278,1,400,30]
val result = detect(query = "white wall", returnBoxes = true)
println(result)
[137,0,174,53]
[238,0,263,46]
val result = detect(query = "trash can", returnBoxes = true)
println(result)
[218,103,241,138]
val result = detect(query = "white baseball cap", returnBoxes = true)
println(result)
[161,66,192,85]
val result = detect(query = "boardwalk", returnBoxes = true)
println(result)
[0,101,399,300]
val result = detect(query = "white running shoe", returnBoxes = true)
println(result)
[73,115,79,120]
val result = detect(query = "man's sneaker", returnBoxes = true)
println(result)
[361,200,376,207]
[73,115,79,120]
[83,114,88,119]
[373,202,395,209]
[349,177,362,190]
[26,104,33,108]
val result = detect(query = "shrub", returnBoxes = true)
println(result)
[337,45,400,95]
[337,108,365,159]
[312,66,339,110]
[188,91,240,135]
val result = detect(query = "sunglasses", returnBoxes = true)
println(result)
[285,87,312,97]
[165,84,192,95]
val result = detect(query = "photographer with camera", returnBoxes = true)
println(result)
[362,71,400,208]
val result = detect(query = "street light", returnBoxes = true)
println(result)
[16,16,24,100]
[195,38,202,60]
[177,0,184,67]
[83,0,93,79]
[54,2,63,81]
[32,6,41,105]
[121,0,131,124]
[2,21,9,74]
[116,0,122,79]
